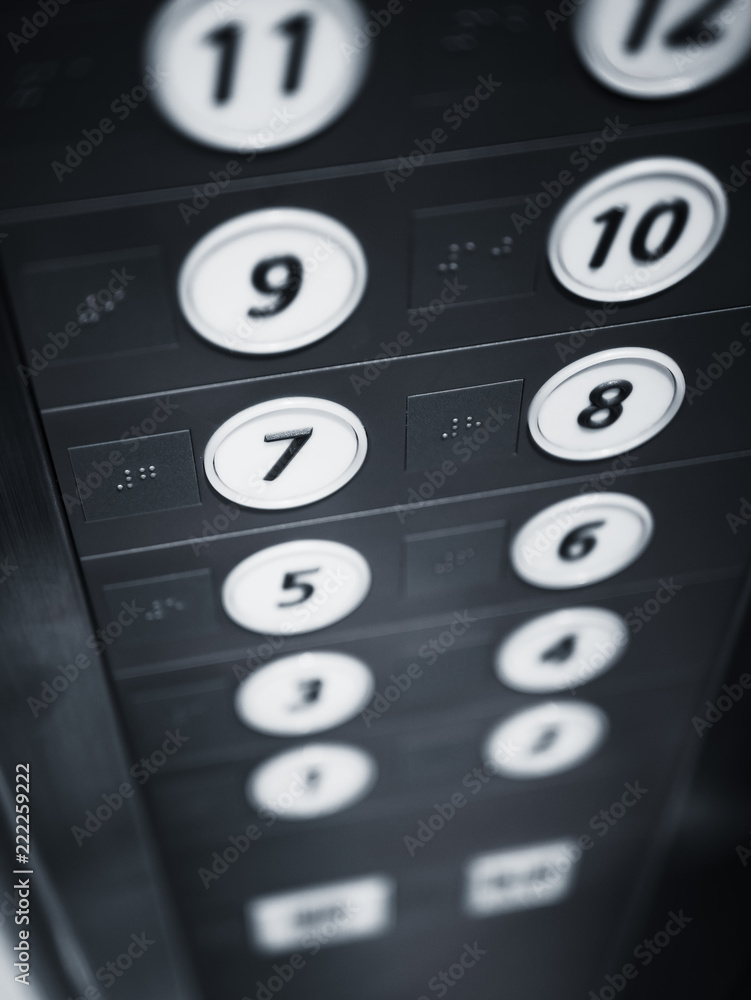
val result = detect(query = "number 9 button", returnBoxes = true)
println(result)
[548,157,727,302]
[511,493,653,589]
[179,208,367,355]
[528,347,685,461]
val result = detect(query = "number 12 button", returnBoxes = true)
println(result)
[548,157,727,302]
[204,397,367,510]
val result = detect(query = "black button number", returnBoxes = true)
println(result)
[249,255,304,319]
[559,522,605,562]
[589,201,690,271]
[262,427,313,481]
[577,379,633,429]
[278,568,320,606]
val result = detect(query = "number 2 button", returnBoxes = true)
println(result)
[147,0,370,151]
[548,157,727,302]
[179,208,367,355]
[511,493,653,589]
[204,397,367,509]
[528,347,685,461]
[222,539,371,634]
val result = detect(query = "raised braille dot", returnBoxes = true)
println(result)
[441,432,448,440]
[449,262,458,270]
[438,262,448,272]
[117,484,123,491]
[127,483,133,489]
[449,243,460,252]
[490,247,501,256]
[140,474,147,480]
[149,465,155,471]
[465,241,476,251]
[150,473,156,478]
[139,468,145,472]
[124,469,130,475]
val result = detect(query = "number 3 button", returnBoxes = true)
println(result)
[511,493,653,589]
[204,397,367,509]
[528,348,685,461]
[222,539,371,634]
[548,157,727,302]
[179,208,367,355]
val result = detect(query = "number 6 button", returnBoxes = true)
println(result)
[179,208,367,355]
[204,397,367,509]
[548,157,727,302]
[146,0,370,152]
[511,493,653,589]
[528,348,685,461]
[222,539,371,634]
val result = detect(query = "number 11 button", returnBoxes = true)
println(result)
[548,157,727,302]
[204,397,367,509]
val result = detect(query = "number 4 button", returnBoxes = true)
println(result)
[204,397,367,509]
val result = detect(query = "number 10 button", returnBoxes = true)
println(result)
[204,397,367,509]
[548,157,727,302]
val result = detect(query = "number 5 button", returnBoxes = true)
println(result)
[548,157,727,302]
[511,493,653,589]
[528,348,685,461]
[222,539,371,634]
[204,397,367,509]
[179,208,367,355]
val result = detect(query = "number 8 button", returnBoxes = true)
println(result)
[528,347,685,461]
[548,157,727,302]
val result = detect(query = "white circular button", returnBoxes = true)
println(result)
[146,0,371,152]
[235,651,374,736]
[511,493,653,590]
[496,607,629,694]
[179,208,367,355]
[548,158,727,302]
[574,0,751,100]
[528,348,685,461]
[223,539,371,635]
[204,397,367,509]
[246,743,376,819]
[484,702,608,779]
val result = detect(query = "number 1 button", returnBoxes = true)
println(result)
[204,397,367,509]
[528,348,685,461]
[548,158,727,302]
[146,0,370,152]
[511,493,653,589]
[222,539,371,634]
[179,208,367,355]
